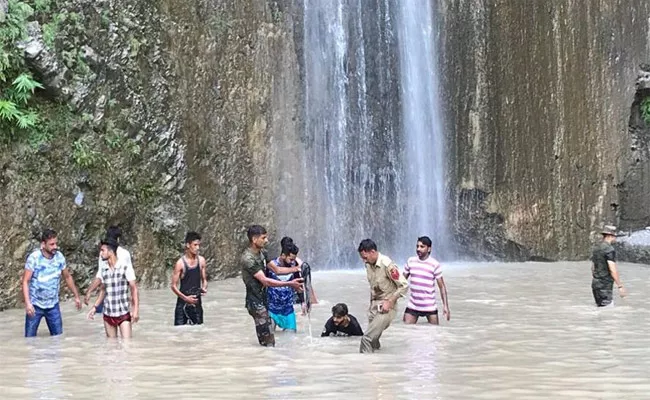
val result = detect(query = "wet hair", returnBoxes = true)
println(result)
[185,231,201,244]
[106,226,122,242]
[332,303,349,317]
[41,229,57,242]
[281,243,299,256]
[417,236,432,248]
[100,237,119,254]
[247,225,267,242]
[280,236,294,247]
[357,239,377,253]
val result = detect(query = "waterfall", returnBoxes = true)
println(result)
[278,1,446,268]
[396,0,449,259]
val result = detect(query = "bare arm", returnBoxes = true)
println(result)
[253,270,303,290]
[129,280,139,322]
[607,261,623,288]
[87,285,106,320]
[437,277,450,320]
[22,269,34,315]
[200,256,208,292]
[22,269,33,305]
[267,260,300,275]
[62,269,82,310]
[61,269,80,297]
[61,268,81,306]
[93,285,106,309]
[84,278,102,305]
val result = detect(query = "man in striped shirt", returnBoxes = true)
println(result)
[403,236,450,325]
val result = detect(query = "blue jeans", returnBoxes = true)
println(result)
[25,303,63,337]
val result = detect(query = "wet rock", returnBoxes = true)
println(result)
[635,64,650,90]
[442,0,647,260]
[618,65,650,232]
[454,188,532,261]
[614,229,650,265]
[0,0,7,23]
[80,45,101,68]
[12,240,31,262]
[19,22,70,97]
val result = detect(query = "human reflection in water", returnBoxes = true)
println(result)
[96,341,137,399]
[25,339,64,399]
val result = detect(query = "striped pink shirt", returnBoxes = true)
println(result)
[404,256,442,312]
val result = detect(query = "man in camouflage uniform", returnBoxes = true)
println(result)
[241,225,303,347]
[357,239,409,353]
[591,225,627,307]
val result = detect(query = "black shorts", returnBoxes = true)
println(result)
[174,298,204,325]
[404,307,438,318]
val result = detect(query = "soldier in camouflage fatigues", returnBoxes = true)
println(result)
[241,225,303,347]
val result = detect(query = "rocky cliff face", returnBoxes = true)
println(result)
[439,0,650,260]
[0,0,300,310]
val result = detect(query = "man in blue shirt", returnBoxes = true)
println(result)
[22,229,82,337]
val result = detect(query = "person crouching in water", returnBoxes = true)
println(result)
[321,303,363,337]
[266,242,302,331]
[87,238,139,338]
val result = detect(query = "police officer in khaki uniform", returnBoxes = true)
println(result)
[357,239,409,353]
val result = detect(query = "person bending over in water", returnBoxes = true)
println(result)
[267,243,302,332]
[403,236,450,325]
[321,303,363,337]
[87,238,139,338]
[171,231,208,325]
[242,225,303,347]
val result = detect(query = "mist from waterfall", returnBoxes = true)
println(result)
[396,0,448,259]
[278,1,447,268]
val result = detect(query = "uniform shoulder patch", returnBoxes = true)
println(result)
[389,266,400,280]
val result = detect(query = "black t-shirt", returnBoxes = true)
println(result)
[321,315,364,337]
[591,241,616,286]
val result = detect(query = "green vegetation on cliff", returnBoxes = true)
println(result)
[640,96,650,125]
[1,1,42,142]
[0,0,181,310]
[1,0,163,203]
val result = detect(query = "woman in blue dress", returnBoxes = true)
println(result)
[266,242,301,331]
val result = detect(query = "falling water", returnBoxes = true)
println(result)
[283,1,447,267]
[395,1,449,258]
